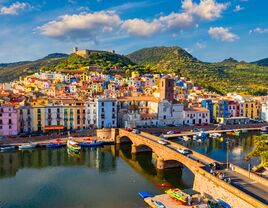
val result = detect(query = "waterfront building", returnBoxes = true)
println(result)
[201,99,214,122]
[0,104,18,136]
[213,100,229,119]
[18,106,33,133]
[96,98,117,128]
[183,107,210,125]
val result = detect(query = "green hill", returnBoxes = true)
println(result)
[128,46,268,95]
[251,58,268,67]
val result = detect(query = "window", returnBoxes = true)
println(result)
[101,102,104,107]
[112,102,115,106]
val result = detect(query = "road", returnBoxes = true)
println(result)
[137,132,268,205]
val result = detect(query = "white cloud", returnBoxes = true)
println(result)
[159,12,195,30]
[208,27,239,42]
[182,0,230,20]
[121,18,162,36]
[0,2,30,15]
[249,27,268,34]
[234,5,244,12]
[37,11,122,41]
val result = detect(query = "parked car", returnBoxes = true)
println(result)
[209,162,222,171]
[177,148,192,155]
[166,131,174,135]
[125,127,133,132]
[132,129,141,134]
[157,140,169,145]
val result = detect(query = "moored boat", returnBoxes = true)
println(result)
[260,126,268,134]
[183,136,191,141]
[18,143,36,150]
[154,183,172,188]
[46,143,65,148]
[0,145,16,152]
[67,139,81,154]
[233,130,240,136]
[165,189,187,205]
[209,133,222,138]
[151,199,166,208]
[241,129,248,133]
[78,140,104,148]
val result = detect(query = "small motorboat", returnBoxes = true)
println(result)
[0,145,16,152]
[194,131,208,140]
[233,130,240,136]
[260,126,268,134]
[151,199,166,208]
[19,143,36,150]
[177,136,183,141]
[210,133,222,138]
[154,183,172,188]
[46,143,65,149]
[183,136,191,141]
[241,129,248,133]
[67,139,81,154]
[79,140,104,148]
[226,132,234,136]
[138,191,154,199]
[216,198,231,208]
[165,189,187,205]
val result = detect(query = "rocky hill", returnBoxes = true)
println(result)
[128,46,268,95]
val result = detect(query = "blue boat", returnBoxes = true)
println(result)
[79,141,104,148]
[138,191,154,199]
[216,199,231,208]
[46,143,65,148]
[151,199,166,208]
[260,126,268,134]
[0,145,16,152]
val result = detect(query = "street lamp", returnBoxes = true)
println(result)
[226,139,230,171]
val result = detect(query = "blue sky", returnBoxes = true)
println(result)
[0,0,267,63]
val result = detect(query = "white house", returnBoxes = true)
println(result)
[183,107,210,125]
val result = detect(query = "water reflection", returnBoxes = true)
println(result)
[175,131,259,169]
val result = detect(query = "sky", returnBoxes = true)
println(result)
[0,0,267,63]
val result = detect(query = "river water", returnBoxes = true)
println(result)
[0,132,259,208]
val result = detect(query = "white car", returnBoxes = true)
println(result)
[157,140,168,145]
[177,148,192,155]
[166,131,174,135]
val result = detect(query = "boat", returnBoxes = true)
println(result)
[78,140,104,148]
[165,189,187,205]
[194,131,208,140]
[226,132,234,136]
[260,126,268,134]
[207,199,223,208]
[0,145,16,152]
[241,129,248,133]
[177,136,183,141]
[233,130,240,136]
[216,199,231,208]
[18,143,36,150]
[46,142,65,148]
[210,133,222,138]
[154,183,172,188]
[151,199,166,208]
[67,139,81,154]
[138,191,154,199]
[183,136,191,141]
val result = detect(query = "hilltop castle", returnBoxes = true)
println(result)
[73,47,115,58]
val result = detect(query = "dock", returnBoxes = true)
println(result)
[163,127,262,138]
[144,194,207,208]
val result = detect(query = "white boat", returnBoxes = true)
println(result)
[67,139,81,154]
[209,133,222,138]
[18,143,36,150]
[183,136,191,141]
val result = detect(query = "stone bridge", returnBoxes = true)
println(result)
[97,128,268,208]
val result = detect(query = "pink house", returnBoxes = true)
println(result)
[0,105,18,136]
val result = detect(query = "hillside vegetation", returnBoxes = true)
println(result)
[128,46,268,95]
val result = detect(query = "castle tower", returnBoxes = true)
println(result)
[73,47,78,53]
[160,78,174,102]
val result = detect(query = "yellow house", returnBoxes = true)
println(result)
[32,105,46,132]
[243,100,261,120]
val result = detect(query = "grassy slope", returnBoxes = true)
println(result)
[128,46,268,95]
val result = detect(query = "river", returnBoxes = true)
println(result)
[0,132,259,208]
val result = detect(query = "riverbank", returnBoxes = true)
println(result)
[247,134,268,171]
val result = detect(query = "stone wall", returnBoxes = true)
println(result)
[194,169,267,208]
